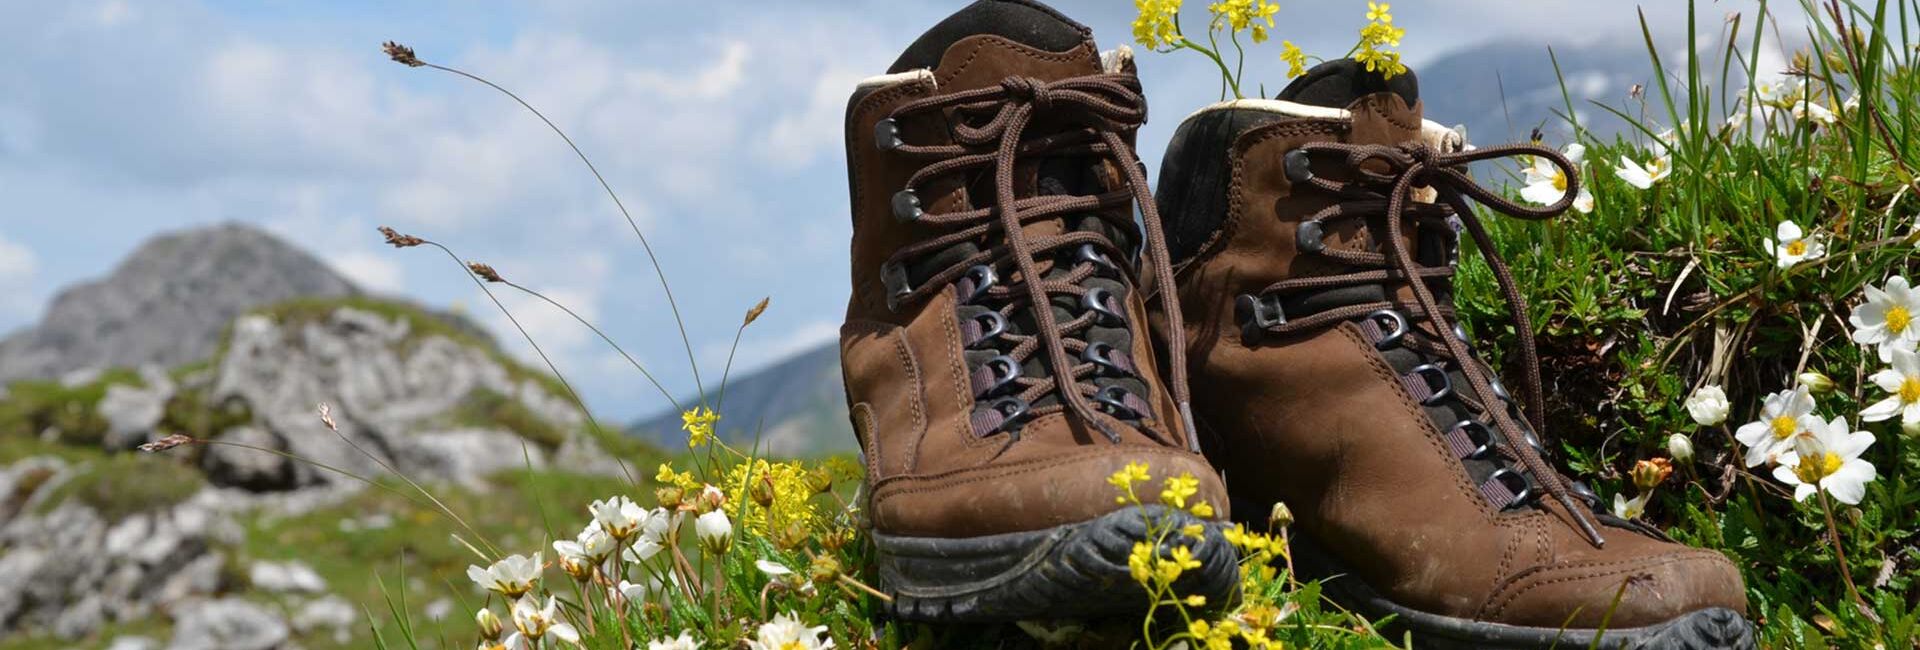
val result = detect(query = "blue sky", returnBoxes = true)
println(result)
[0,1,1736,421]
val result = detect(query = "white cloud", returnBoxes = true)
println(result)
[0,231,39,320]
[329,250,406,294]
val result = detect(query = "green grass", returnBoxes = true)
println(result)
[37,453,204,522]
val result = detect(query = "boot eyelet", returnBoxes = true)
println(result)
[1568,480,1602,510]
[1447,420,1495,460]
[1488,377,1512,403]
[1296,221,1326,253]
[1074,243,1118,275]
[1082,287,1125,326]
[891,189,923,223]
[1406,364,1453,405]
[873,118,904,151]
[1519,428,1550,458]
[1081,341,1126,377]
[978,354,1021,397]
[1283,149,1314,183]
[967,311,1006,348]
[1365,309,1408,349]
[958,264,997,304]
[1484,468,1534,511]
[984,397,1031,435]
[880,261,913,312]
[1451,322,1474,348]
[1093,385,1140,418]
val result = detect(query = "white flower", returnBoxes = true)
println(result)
[505,596,578,647]
[465,553,541,598]
[1753,77,1802,108]
[1684,384,1730,426]
[640,507,674,543]
[1843,92,1862,113]
[616,574,682,606]
[1667,433,1696,464]
[1614,155,1671,189]
[695,510,733,555]
[1851,275,1920,362]
[1862,347,1920,424]
[747,611,834,650]
[475,608,504,640]
[1520,143,1594,214]
[1772,416,1877,504]
[756,559,794,577]
[590,495,647,540]
[647,631,701,650]
[554,523,614,580]
[624,536,665,564]
[1791,98,1837,124]
[1611,492,1648,520]
[1761,220,1824,269]
[1733,385,1817,467]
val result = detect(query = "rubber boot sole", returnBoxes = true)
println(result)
[1286,529,1756,649]
[873,505,1239,622]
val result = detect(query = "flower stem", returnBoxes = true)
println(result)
[1817,490,1869,610]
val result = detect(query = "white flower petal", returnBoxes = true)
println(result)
[1860,396,1903,422]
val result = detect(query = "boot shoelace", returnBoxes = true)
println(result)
[1244,141,1609,547]
[874,73,1197,450]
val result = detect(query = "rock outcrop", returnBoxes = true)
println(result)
[0,223,358,384]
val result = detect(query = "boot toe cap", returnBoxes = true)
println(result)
[1483,548,1748,630]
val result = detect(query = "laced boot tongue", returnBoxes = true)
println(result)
[888,0,1094,75]
[1277,57,1419,112]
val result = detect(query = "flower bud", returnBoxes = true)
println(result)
[1684,385,1730,426]
[774,523,809,551]
[1798,371,1836,394]
[654,485,684,509]
[809,554,842,584]
[806,467,835,494]
[1904,419,1920,437]
[695,509,733,555]
[696,484,726,513]
[1269,501,1294,529]
[1631,458,1674,492]
[1666,433,1696,464]
[475,608,503,641]
[750,475,776,508]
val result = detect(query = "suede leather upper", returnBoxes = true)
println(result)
[1152,89,1749,628]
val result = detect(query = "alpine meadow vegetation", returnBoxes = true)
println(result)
[133,1,1920,647]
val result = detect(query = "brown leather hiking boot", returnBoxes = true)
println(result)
[839,0,1235,622]
[1151,60,1755,648]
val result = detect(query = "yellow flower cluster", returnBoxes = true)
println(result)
[1132,0,1185,50]
[680,407,719,448]
[1207,0,1280,43]
[656,462,700,492]
[723,458,820,536]
[1280,40,1307,78]
[1353,2,1407,79]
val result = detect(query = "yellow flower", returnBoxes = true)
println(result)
[1108,462,1152,490]
[1188,620,1211,638]
[1190,500,1216,519]
[1181,523,1207,540]
[1155,545,1203,584]
[1281,40,1308,77]
[722,459,820,536]
[1353,7,1408,79]
[680,407,719,448]
[1367,1,1392,23]
[1184,594,1208,607]
[655,463,699,492]
[1128,541,1155,584]
[1208,0,1280,43]
[1133,0,1185,50]
[1160,473,1200,509]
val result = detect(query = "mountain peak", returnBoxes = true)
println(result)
[0,222,360,382]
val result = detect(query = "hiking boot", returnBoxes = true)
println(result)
[839,0,1236,622]
[1150,59,1755,649]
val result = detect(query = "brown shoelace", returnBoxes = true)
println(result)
[1251,141,1608,547]
[878,73,1197,449]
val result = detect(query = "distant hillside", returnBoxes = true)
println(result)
[629,342,851,457]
